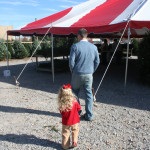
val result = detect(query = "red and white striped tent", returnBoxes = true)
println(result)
[6,0,150,86]
[8,0,150,37]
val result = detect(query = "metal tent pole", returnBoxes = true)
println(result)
[51,34,54,83]
[124,27,131,92]
[3,33,11,77]
[7,34,9,69]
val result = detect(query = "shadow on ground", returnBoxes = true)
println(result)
[0,62,71,93]
[0,105,61,117]
[0,134,62,149]
[0,59,150,111]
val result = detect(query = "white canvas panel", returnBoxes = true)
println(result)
[45,0,106,27]
[110,0,144,24]
[131,0,150,21]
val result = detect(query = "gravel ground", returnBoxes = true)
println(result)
[0,58,150,150]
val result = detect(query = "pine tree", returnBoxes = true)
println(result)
[13,40,29,59]
[0,41,9,60]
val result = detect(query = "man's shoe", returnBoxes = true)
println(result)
[82,114,94,121]
[79,112,84,117]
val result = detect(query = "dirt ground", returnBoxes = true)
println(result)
[0,57,150,150]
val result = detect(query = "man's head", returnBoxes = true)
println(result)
[77,28,88,41]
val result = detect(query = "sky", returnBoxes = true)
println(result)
[0,0,88,30]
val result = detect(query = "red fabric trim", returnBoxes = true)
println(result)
[130,21,150,29]
[21,7,72,30]
[71,0,133,27]
[7,21,150,38]
[6,23,128,36]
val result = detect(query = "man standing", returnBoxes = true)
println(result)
[69,28,100,121]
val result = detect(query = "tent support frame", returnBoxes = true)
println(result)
[3,33,11,77]
[51,34,54,83]
[124,27,131,93]
[7,34,9,69]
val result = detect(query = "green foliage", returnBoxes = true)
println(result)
[13,40,29,59]
[53,37,67,57]
[32,36,41,55]
[8,43,15,58]
[0,41,7,61]
[0,40,11,60]
[38,35,50,41]
[138,32,150,84]
[23,43,32,56]
[40,39,51,58]
[33,36,77,58]
[53,37,77,57]
[131,38,139,55]
[54,37,66,48]
[67,37,78,47]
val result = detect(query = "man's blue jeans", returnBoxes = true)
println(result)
[71,73,93,120]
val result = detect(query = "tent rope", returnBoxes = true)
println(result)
[94,20,130,99]
[15,25,53,86]
[93,0,147,103]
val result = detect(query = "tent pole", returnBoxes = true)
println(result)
[51,34,54,83]
[124,27,130,93]
[3,33,11,77]
[7,34,9,69]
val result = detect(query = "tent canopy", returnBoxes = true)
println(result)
[8,0,150,37]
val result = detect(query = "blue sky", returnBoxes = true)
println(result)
[0,0,88,29]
